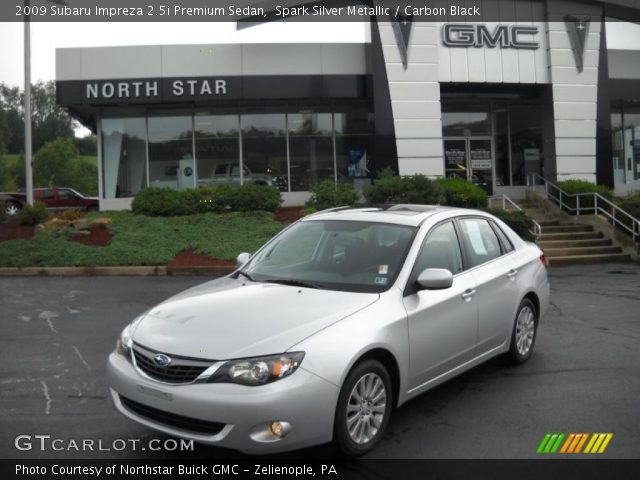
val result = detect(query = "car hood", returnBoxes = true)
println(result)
[131,277,379,360]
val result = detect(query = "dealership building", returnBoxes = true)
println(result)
[55,0,640,210]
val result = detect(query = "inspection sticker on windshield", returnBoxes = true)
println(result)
[378,265,389,275]
[374,277,388,285]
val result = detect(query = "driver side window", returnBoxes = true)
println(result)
[413,222,464,275]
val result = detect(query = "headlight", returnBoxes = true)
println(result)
[115,316,143,358]
[208,352,305,386]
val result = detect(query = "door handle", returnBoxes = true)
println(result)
[507,269,519,278]
[461,289,476,300]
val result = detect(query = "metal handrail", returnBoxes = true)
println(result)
[487,194,542,238]
[527,173,640,242]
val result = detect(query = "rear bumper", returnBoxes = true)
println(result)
[107,352,339,454]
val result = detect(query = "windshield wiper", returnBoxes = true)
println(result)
[263,278,321,289]
[235,270,254,282]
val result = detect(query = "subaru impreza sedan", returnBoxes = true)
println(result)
[107,205,549,456]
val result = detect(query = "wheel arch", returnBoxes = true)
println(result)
[522,290,540,319]
[348,348,401,409]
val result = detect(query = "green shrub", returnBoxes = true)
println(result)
[131,188,191,216]
[300,207,317,217]
[132,184,282,216]
[616,192,640,235]
[0,201,7,223]
[364,168,441,204]
[555,180,613,212]
[17,201,49,226]
[484,208,536,242]
[435,177,487,208]
[225,183,282,212]
[305,180,359,210]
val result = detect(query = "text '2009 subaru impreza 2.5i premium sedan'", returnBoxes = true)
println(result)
[107,205,550,456]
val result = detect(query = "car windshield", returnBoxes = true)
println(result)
[242,220,417,293]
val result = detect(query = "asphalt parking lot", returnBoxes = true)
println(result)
[1,264,639,459]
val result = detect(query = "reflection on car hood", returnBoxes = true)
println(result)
[131,277,379,359]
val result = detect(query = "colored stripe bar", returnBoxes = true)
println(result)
[590,433,606,453]
[537,434,552,454]
[584,433,598,453]
[574,433,589,453]
[544,434,559,453]
[598,434,613,453]
[567,433,582,453]
[550,433,565,453]
[560,433,575,454]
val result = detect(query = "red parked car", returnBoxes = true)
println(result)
[34,188,99,212]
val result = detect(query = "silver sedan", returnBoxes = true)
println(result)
[107,205,550,456]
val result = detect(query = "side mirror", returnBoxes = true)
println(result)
[236,252,251,268]
[416,268,453,290]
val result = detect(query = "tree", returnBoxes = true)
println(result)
[0,81,74,155]
[32,138,97,195]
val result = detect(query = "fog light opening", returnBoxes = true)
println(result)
[270,421,284,437]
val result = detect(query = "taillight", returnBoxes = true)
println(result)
[540,253,549,269]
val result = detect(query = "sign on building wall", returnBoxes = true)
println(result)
[442,24,540,49]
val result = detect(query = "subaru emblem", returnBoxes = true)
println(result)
[153,353,172,368]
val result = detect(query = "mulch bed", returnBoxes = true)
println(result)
[275,207,303,223]
[0,220,35,242]
[168,250,236,268]
[70,226,112,246]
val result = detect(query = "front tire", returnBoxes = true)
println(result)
[5,202,21,216]
[506,298,538,364]
[334,359,392,457]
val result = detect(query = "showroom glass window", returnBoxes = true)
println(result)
[288,113,334,191]
[334,107,371,184]
[612,106,640,185]
[194,115,240,186]
[241,114,287,191]
[100,117,147,198]
[148,116,194,190]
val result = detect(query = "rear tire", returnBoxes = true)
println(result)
[334,359,392,457]
[505,298,538,365]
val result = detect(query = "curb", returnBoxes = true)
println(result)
[0,265,238,276]
[0,266,168,276]
[166,265,236,276]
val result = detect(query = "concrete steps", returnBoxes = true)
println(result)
[546,253,631,266]
[537,238,613,248]
[520,199,632,266]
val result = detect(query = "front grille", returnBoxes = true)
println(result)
[132,343,213,384]
[120,396,225,435]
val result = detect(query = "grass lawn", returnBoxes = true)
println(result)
[0,211,285,267]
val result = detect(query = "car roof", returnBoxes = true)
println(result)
[303,204,482,227]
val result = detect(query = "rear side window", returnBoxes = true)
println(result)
[58,189,75,200]
[491,221,514,254]
[458,218,502,267]
[38,190,54,200]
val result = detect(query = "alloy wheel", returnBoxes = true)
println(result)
[515,306,535,356]
[346,372,387,445]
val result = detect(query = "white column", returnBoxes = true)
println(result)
[375,12,444,177]
[547,2,602,182]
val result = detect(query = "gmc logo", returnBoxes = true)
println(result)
[443,24,540,50]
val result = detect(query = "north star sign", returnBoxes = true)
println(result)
[84,78,228,100]
[443,24,540,49]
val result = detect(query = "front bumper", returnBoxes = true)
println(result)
[107,352,339,454]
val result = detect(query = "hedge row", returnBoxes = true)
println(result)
[131,184,282,216]
[362,168,487,208]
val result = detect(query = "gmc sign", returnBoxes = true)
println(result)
[443,24,540,50]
